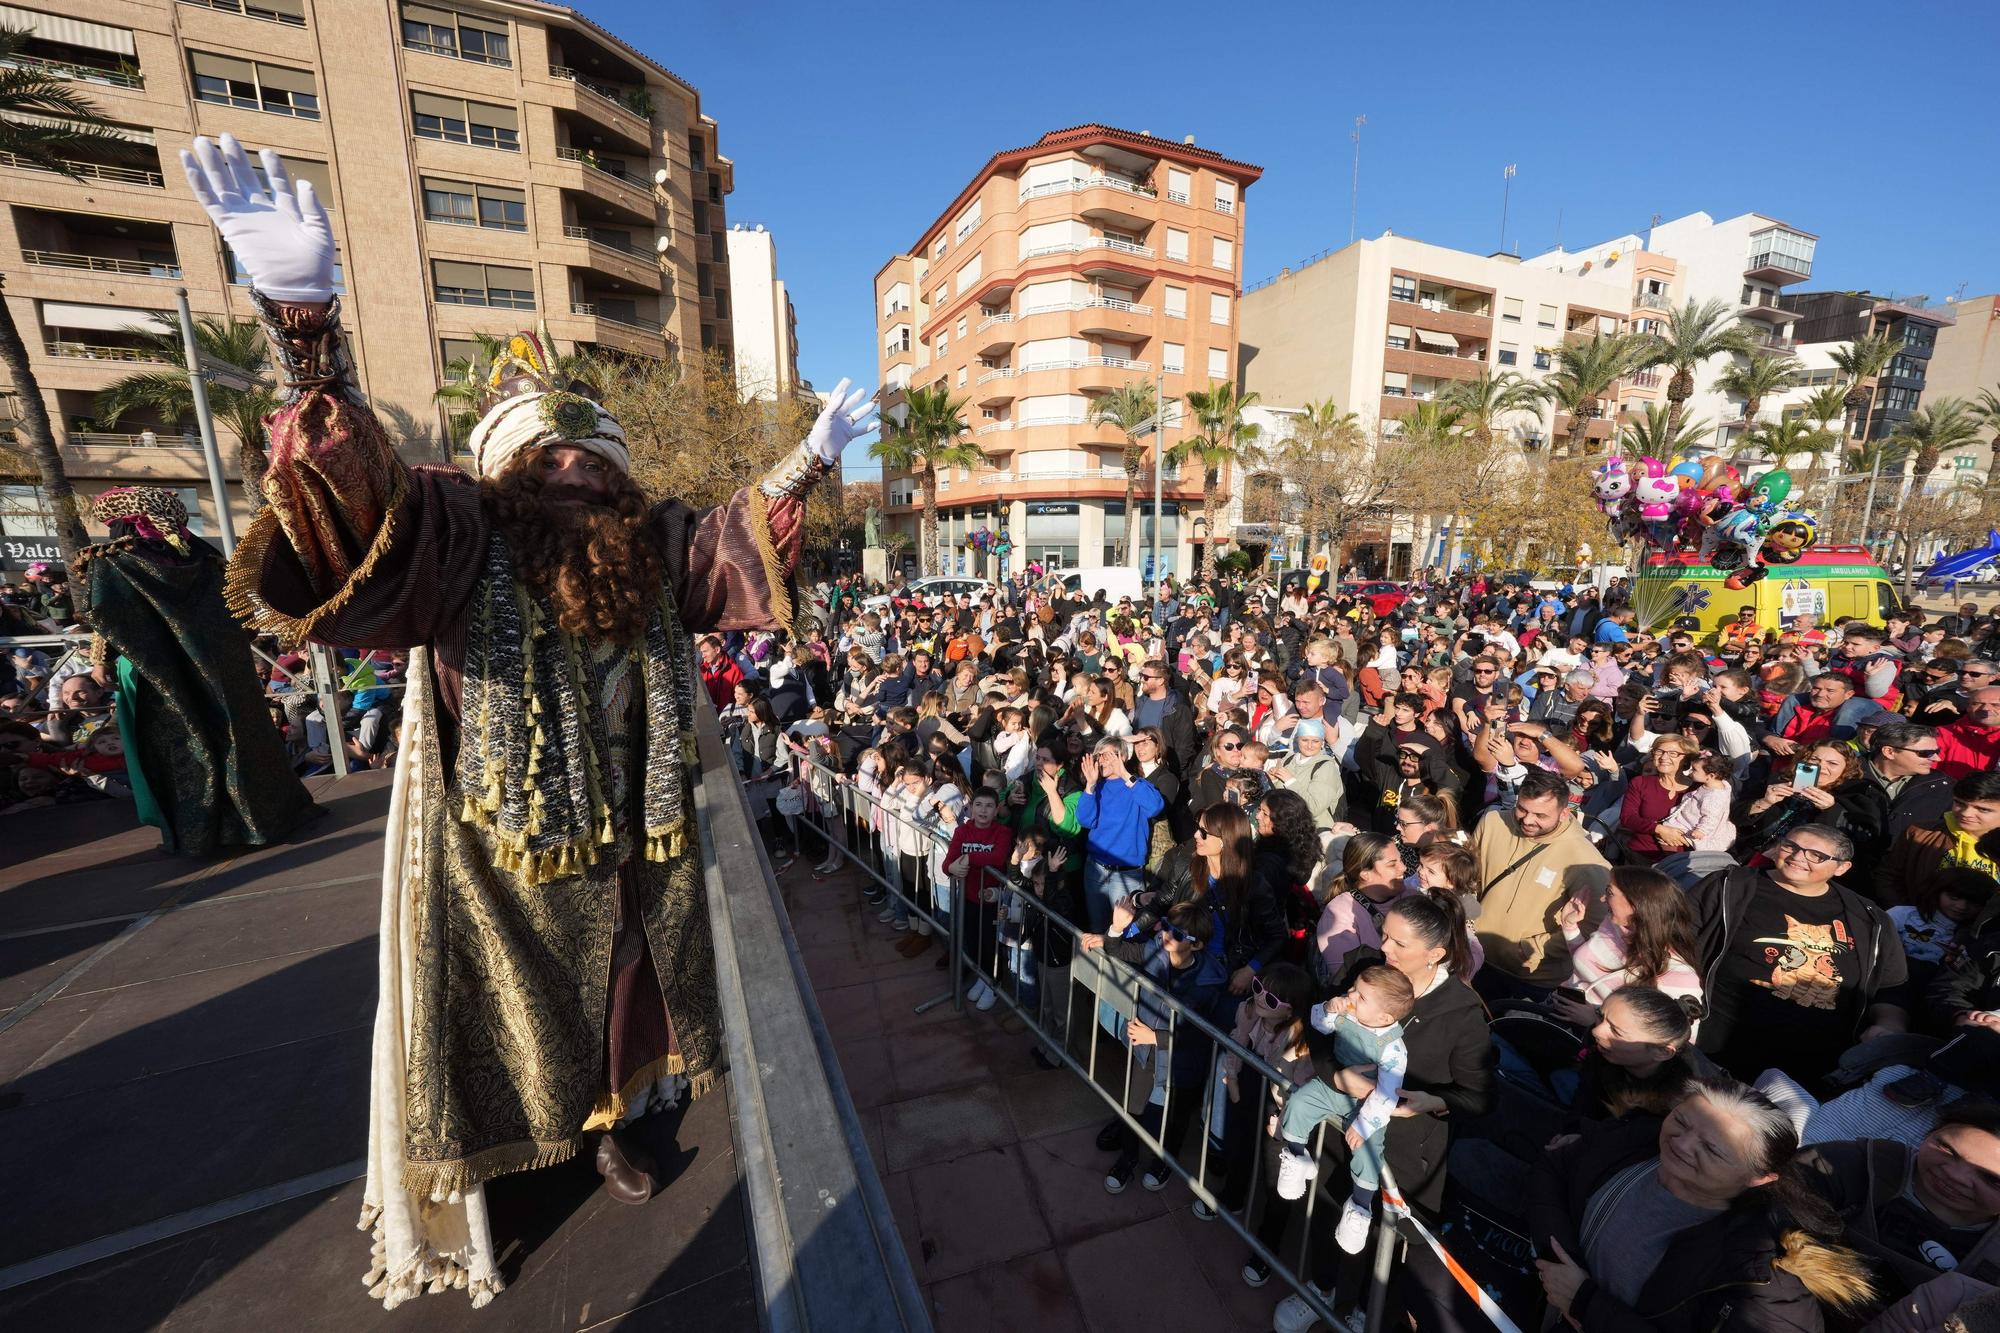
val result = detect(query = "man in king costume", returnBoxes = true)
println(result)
[77,486,319,853]
[181,134,878,1308]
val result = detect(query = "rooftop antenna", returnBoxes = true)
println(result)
[1555,206,1563,252]
[1499,163,1516,252]
[1349,114,1366,245]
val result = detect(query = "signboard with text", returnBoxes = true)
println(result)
[0,535,62,572]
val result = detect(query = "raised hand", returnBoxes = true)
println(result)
[807,378,880,465]
[179,134,335,303]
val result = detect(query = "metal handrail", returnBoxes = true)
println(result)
[1017,174,1157,203]
[22,249,179,277]
[569,302,660,333]
[69,430,201,446]
[555,146,641,187]
[180,0,309,26]
[547,64,642,117]
[0,150,164,187]
[44,341,171,363]
[975,313,1014,331]
[0,54,143,89]
[561,224,635,253]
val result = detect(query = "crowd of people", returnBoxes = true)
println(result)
[715,564,2000,1333]
[1,563,401,813]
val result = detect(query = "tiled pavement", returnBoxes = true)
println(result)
[0,773,753,1331]
[778,856,1290,1333]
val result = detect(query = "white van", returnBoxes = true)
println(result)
[1054,566,1145,606]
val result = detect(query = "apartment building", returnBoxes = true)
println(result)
[723,222,801,401]
[1237,234,1646,574]
[873,124,1261,580]
[0,0,732,560]
[1529,210,1819,447]
[1928,294,2000,477]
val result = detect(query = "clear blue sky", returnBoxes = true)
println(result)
[595,0,2000,478]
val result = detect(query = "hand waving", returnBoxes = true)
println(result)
[807,378,880,465]
[179,133,336,302]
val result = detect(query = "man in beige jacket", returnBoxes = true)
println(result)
[1469,769,1610,997]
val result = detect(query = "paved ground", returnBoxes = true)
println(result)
[779,857,1289,1333]
[0,772,753,1332]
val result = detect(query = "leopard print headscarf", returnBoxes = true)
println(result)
[92,487,192,554]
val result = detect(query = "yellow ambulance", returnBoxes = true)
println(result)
[1629,545,1900,643]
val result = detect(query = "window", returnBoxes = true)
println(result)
[1533,350,1550,370]
[1901,323,1937,350]
[456,15,509,64]
[423,178,475,225]
[1165,228,1189,263]
[1888,354,1926,383]
[954,199,982,241]
[956,253,982,294]
[190,53,319,118]
[1537,303,1557,329]
[933,237,946,260]
[882,282,911,317]
[400,5,458,57]
[1213,180,1237,214]
[956,367,967,387]
[1502,297,1523,323]
[713,290,729,319]
[1163,342,1185,374]
[478,185,525,230]
[1881,386,1920,414]
[1167,168,1190,204]
[1209,292,1230,325]
[1164,285,1187,319]
[1212,237,1234,270]
[431,259,532,309]
[1207,347,1227,379]
[956,317,967,339]
[1497,343,1518,366]
[1390,275,1416,303]
[439,337,484,380]
[935,333,947,357]
[1383,371,1408,397]
[884,327,910,355]
[1386,323,1411,350]
[411,93,519,150]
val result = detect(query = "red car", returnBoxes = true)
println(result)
[1351,581,1409,617]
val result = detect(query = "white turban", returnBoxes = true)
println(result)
[465,390,630,479]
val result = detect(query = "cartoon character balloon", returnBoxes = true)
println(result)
[1592,457,1633,517]
[1743,469,1793,515]
[1633,457,1684,547]
[1723,510,1817,588]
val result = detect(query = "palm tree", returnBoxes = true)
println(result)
[1828,332,1899,443]
[1742,416,1827,475]
[1265,399,1362,562]
[1088,380,1161,566]
[1441,369,1539,447]
[434,332,513,450]
[1891,397,1983,499]
[867,383,981,576]
[1172,381,1261,578]
[97,315,280,511]
[1975,387,2000,492]
[0,25,139,561]
[1645,299,1755,436]
[1393,399,1465,449]
[1714,352,1800,435]
[1532,332,1653,456]
[1620,403,1711,459]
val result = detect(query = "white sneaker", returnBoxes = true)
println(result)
[877,906,898,923]
[974,980,997,1011]
[1274,1144,1317,1201]
[1335,1197,1372,1254]
[892,918,910,933]
[1271,1281,1333,1333]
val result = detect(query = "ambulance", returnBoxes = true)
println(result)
[1623,545,1901,643]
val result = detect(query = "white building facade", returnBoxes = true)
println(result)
[723,223,799,400]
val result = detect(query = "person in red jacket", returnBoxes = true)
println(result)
[945,789,1016,1010]
[698,634,745,710]
[1938,687,2000,779]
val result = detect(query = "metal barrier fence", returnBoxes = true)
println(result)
[779,748,1414,1332]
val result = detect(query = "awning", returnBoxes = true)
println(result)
[0,5,135,55]
[41,302,168,334]
[5,110,151,144]
[1414,329,1458,351]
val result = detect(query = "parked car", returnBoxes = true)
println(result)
[1052,566,1145,606]
[859,576,989,615]
[1353,581,1409,617]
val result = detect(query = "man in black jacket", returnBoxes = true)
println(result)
[1131,659,1199,776]
[1687,823,1908,1087]
[1846,722,1954,889]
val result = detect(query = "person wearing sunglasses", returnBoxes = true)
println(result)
[1685,823,1907,1087]
[1844,721,1955,891]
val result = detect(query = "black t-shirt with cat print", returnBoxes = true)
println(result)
[1699,884,1869,1082]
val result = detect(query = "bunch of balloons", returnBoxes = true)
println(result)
[1591,453,1819,588]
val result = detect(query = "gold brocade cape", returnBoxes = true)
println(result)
[395,550,719,1201]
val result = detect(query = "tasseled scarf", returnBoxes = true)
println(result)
[455,536,695,882]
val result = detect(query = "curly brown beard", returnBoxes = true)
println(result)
[482,458,664,645]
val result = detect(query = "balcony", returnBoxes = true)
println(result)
[0,51,142,90]
[1633,286,1672,310]
[22,249,178,278]
[974,420,1013,436]
[570,301,657,332]
[45,340,170,364]
[1393,296,1492,340]
[974,367,1012,385]
[1018,173,1157,204]
[555,145,654,211]
[562,223,639,254]
[0,147,165,189]
[1384,346,1485,382]
[1745,226,1815,285]
[1623,369,1663,389]
[69,429,198,447]
[1020,236,1157,262]
[1740,295,1793,324]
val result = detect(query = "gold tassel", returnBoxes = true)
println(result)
[746,486,794,635]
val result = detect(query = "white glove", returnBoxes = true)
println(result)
[806,378,879,465]
[179,133,336,303]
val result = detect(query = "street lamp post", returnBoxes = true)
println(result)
[1151,366,1164,588]
[175,288,236,553]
